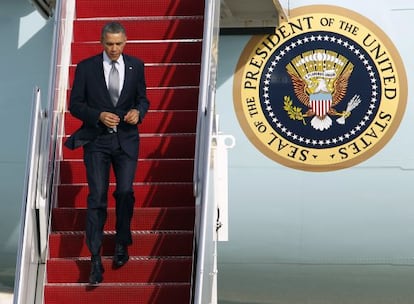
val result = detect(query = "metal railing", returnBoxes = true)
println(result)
[13,0,75,302]
[191,0,234,303]
[13,87,47,304]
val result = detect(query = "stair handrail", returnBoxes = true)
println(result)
[13,0,75,302]
[13,87,47,304]
[192,0,222,303]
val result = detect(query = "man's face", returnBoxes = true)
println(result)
[102,32,126,61]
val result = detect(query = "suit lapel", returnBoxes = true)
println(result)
[118,55,133,106]
[93,54,113,106]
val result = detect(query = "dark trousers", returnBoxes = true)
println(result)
[83,133,137,256]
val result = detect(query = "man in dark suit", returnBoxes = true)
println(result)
[65,21,149,284]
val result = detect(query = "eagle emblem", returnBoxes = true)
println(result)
[285,50,360,130]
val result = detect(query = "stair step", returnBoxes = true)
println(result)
[44,283,190,304]
[145,65,203,88]
[66,87,200,111]
[73,18,204,42]
[146,87,199,110]
[51,207,195,231]
[57,183,194,208]
[59,159,194,184]
[63,134,196,160]
[71,42,202,65]
[75,0,204,18]
[48,231,194,258]
[64,110,198,135]
[46,257,192,283]
[69,65,201,88]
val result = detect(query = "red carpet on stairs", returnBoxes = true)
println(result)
[43,0,204,303]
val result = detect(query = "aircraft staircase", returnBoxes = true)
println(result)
[43,0,203,303]
[14,0,227,302]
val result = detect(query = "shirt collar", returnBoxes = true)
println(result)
[103,51,124,65]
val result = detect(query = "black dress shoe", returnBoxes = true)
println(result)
[113,243,129,267]
[89,257,104,284]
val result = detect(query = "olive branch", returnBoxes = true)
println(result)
[283,96,307,125]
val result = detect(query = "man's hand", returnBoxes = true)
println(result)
[99,112,120,128]
[124,109,140,125]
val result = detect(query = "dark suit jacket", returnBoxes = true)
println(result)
[65,53,150,159]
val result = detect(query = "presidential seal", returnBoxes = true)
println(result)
[233,5,407,171]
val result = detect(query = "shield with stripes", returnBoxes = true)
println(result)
[309,92,332,117]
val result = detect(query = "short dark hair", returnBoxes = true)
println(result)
[101,22,126,41]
